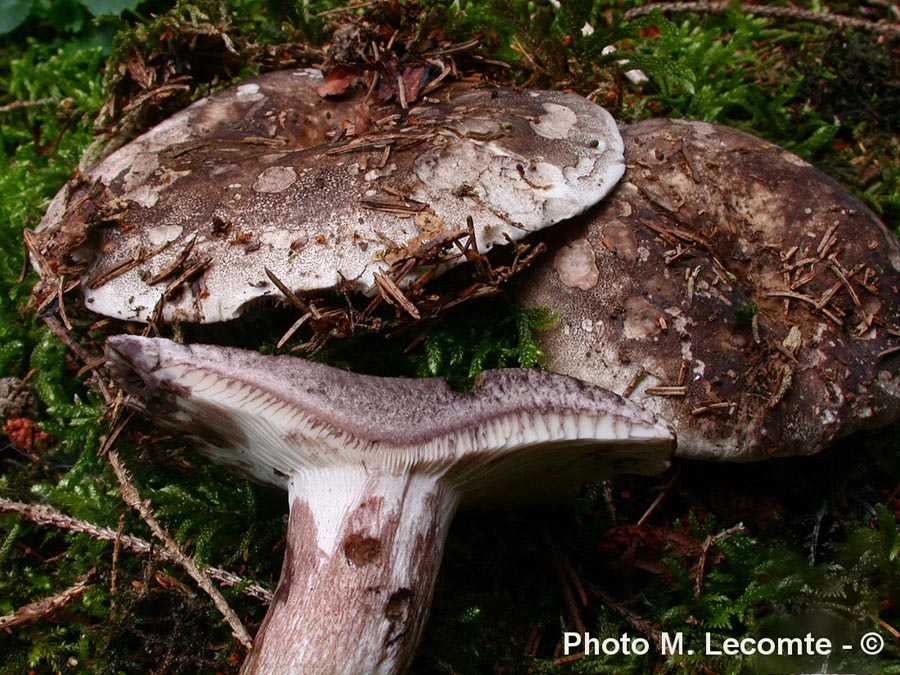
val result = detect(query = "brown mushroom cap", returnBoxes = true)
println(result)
[514,118,900,461]
[32,70,625,325]
[39,69,366,233]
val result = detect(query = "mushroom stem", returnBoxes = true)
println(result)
[242,466,459,675]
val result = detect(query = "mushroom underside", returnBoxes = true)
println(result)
[106,335,673,675]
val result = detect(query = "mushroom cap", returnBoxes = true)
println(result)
[105,335,673,503]
[39,69,364,236]
[513,119,900,461]
[34,70,625,324]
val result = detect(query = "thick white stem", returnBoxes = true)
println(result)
[241,466,460,675]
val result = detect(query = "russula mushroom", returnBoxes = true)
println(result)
[514,119,900,460]
[31,69,625,326]
[105,335,674,674]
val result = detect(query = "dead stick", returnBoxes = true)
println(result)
[0,97,55,113]
[106,450,254,648]
[590,586,662,644]
[695,534,715,598]
[625,1,900,36]
[543,528,587,635]
[878,345,900,360]
[42,315,113,404]
[97,408,130,457]
[695,525,746,597]
[111,513,125,613]
[0,571,94,629]
[638,468,681,526]
[0,497,272,603]
[264,266,320,319]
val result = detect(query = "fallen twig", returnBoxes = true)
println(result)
[590,585,662,645]
[637,468,681,526]
[625,1,900,36]
[543,528,587,636]
[110,513,125,613]
[42,315,113,404]
[265,266,320,319]
[0,97,56,114]
[106,450,254,648]
[0,570,94,629]
[695,525,746,597]
[0,496,273,603]
[878,345,900,360]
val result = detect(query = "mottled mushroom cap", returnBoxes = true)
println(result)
[105,335,673,503]
[33,69,624,324]
[514,119,900,461]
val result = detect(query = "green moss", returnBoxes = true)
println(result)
[732,301,758,330]
[412,302,554,390]
[1,1,899,673]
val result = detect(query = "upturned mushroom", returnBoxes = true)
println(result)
[514,119,900,460]
[105,335,674,675]
[30,69,625,327]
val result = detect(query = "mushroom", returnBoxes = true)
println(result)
[30,69,625,326]
[105,335,674,674]
[26,68,637,673]
[514,119,900,460]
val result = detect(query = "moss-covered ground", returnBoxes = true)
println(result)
[1,1,899,673]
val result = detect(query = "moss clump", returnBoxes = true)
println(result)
[1,1,899,673]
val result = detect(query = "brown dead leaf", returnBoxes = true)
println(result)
[598,523,705,575]
[316,65,362,98]
[125,50,154,90]
[376,56,402,101]
[353,102,372,135]
[401,65,429,104]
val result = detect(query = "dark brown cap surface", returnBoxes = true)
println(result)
[515,119,900,460]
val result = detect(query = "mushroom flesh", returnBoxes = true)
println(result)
[106,335,673,675]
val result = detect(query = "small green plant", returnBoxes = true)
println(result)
[0,0,156,36]
[548,2,693,96]
[458,0,694,97]
[414,303,555,390]
[733,301,758,330]
[625,11,840,157]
